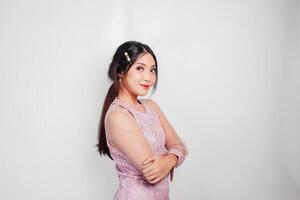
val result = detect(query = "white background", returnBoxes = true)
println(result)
[1,0,299,199]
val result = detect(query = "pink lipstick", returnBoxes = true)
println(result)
[140,84,150,89]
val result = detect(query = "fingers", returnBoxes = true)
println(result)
[143,168,164,185]
[141,155,165,184]
[142,155,158,165]
[141,161,152,170]
[141,155,158,170]
[142,157,153,165]
[144,170,160,184]
[147,173,158,181]
[148,176,162,184]
[144,167,158,178]
[142,166,155,175]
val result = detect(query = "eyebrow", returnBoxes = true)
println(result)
[135,62,156,68]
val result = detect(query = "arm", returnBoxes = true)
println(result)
[141,153,177,184]
[105,110,154,172]
[146,99,188,167]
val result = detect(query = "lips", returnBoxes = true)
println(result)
[140,84,150,89]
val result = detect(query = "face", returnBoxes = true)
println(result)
[120,52,157,97]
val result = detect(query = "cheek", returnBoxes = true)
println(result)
[127,72,139,82]
[125,73,140,88]
[152,74,157,83]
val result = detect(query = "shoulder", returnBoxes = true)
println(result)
[105,109,137,130]
[140,98,161,113]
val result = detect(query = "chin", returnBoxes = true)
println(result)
[136,90,148,96]
[138,92,148,96]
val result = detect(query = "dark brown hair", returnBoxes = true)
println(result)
[96,41,158,159]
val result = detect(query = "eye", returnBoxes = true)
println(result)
[151,68,157,73]
[136,66,143,71]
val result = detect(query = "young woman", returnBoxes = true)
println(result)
[97,41,188,200]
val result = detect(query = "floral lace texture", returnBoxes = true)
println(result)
[104,97,186,200]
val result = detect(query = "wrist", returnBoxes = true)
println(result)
[166,153,178,168]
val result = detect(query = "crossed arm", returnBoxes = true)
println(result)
[145,99,188,168]
[105,99,187,184]
[144,99,188,182]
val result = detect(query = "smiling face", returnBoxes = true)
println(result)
[119,52,157,97]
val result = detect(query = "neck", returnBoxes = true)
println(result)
[117,87,140,107]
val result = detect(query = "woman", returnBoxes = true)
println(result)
[97,41,188,200]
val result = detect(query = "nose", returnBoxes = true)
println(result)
[144,71,151,82]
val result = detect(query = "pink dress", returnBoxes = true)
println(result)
[104,97,186,200]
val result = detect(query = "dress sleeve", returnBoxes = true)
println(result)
[105,109,154,172]
[144,99,188,181]
[167,139,188,167]
[167,139,188,181]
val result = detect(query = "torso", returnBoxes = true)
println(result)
[104,97,169,200]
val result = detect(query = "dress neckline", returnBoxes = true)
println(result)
[114,97,148,114]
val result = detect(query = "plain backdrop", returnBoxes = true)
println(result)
[0,0,299,199]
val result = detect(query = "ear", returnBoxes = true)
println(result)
[117,71,125,79]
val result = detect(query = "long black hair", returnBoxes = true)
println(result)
[96,41,158,159]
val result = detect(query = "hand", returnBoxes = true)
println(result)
[141,154,177,184]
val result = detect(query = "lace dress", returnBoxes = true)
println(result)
[104,97,186,200]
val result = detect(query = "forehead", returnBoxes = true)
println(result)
[134,53,156,67]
